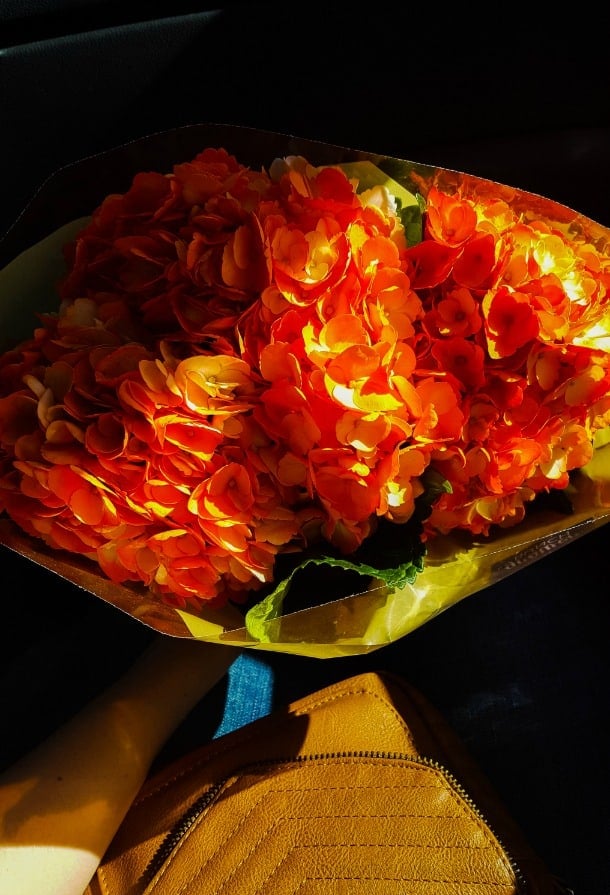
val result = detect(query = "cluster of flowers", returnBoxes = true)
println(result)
[1,147,609,610]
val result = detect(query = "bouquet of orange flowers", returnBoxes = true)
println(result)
[1,125,609,657]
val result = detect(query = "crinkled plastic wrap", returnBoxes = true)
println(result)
[1,123,609,658]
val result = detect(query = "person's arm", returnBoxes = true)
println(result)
[0,635,238,895]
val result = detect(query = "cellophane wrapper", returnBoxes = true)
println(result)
[1,124,609,658]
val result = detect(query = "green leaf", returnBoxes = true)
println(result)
[338,161,419,211]
[396,198,424,247]
[244,550,425,643]
[417,467,453,516]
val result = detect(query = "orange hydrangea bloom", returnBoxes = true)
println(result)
[2,147,610,610]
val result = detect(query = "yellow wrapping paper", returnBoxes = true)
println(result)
[1,124,609,658]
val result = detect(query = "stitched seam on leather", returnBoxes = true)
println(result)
[258,843,516,895]
[149,761,444,895]
[254,840,510,894]
[251,783,516,895]
[133,681,409,806]
[96,864,113,895]
[292,875,516,889]
[149,759,506,895]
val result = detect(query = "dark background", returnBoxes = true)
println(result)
[2,4,610,893]
[2,1,610,240]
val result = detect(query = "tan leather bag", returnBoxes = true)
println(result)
[84,671,569,894]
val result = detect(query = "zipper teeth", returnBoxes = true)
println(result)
[139,750,568,894]
[140,781,225,887]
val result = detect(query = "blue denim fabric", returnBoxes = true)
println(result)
[214,652,275,737]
